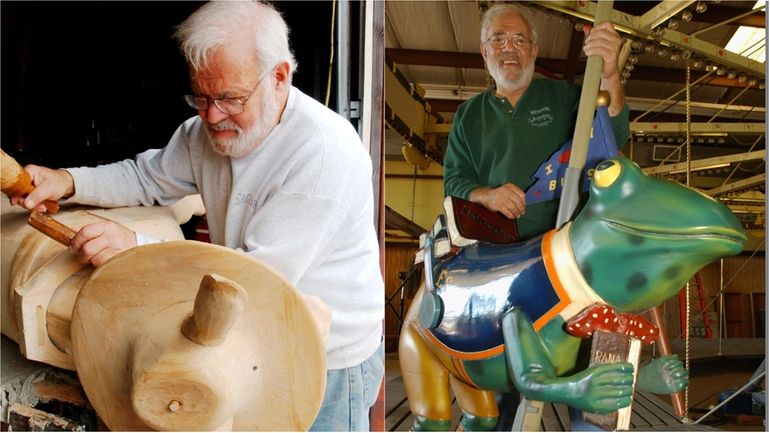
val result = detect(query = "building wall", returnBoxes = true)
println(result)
[384,243,420,352]
[661,253,766,340]
[384,160,444,235]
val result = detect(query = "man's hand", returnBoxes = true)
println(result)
[9,165,75,212]
[69,221,137,267]
[582,21,622,80]
[469,184,526,219]
[582,21,626,116]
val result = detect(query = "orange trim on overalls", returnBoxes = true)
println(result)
[452,357,476,385]
[533,229,572,331]
[419,327,506,361]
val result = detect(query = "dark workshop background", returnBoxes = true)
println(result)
[2,1,362,168]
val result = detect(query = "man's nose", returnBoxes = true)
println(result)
[201,104,229,124]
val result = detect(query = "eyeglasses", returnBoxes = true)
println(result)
[184,72,269,115]
[485,34,534,50]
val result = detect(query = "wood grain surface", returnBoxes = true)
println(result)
[70,240,327,431]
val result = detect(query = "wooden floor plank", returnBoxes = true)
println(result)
[552,403,572,431]
[633,391,683,426]
[630,392,669,427]
[630,406,653,429]
[540,402,563,431]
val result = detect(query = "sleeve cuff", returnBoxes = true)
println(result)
[135,232,163,246]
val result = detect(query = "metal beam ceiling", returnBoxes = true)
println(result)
[642,150,765,175]
[637,1,693,30]
[531,1,765,77]
[386,49,757,89]
[630,122,765,134]
[706,173,767,196]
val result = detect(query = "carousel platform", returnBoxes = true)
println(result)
[385,337,765,431]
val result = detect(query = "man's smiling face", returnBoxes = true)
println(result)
[481,11,538,94]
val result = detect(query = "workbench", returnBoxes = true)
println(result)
[1,335,101,431]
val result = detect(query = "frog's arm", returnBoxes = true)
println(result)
[637,354,689,394]
[501,307,635,414]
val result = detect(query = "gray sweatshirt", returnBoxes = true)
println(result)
[67,87,384,369]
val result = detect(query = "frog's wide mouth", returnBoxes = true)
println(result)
[604,219,746,246]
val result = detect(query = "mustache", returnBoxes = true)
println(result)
[497,54,520,64]
[206,119,241,132]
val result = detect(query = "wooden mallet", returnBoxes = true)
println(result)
[1,149,78,245]
[1,149,60,213]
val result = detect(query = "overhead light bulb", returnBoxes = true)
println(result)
[667,19,680,30]
[695,1,707,13]
[644,42,655,54]
[681,9,693,22]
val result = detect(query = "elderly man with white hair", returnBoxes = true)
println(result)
[444,3,630,242]
[12,2,384,430]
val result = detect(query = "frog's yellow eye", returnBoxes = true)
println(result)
[593,160,621,187]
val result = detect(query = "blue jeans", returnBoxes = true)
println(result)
[310,342,385,431]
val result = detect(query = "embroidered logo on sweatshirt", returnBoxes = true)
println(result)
[235,192,258,210]
[529,106,553,128]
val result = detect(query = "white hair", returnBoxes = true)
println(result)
[174,1,297,80]
[480,3,538,43]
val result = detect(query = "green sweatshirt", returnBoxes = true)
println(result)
[444,78,629,240]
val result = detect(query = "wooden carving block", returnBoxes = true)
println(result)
[2,202,328,431]
[70,241,327,431]
[1,205,190,370]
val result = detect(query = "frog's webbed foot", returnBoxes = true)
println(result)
[637,354,689,394]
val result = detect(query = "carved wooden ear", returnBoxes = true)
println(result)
[181,273,248,346]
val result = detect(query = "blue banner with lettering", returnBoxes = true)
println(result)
[525,105,618,204]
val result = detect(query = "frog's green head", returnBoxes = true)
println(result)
[569,157,746,312]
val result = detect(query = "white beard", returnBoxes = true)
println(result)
[204,83,280,158]
[486,54,535,94]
